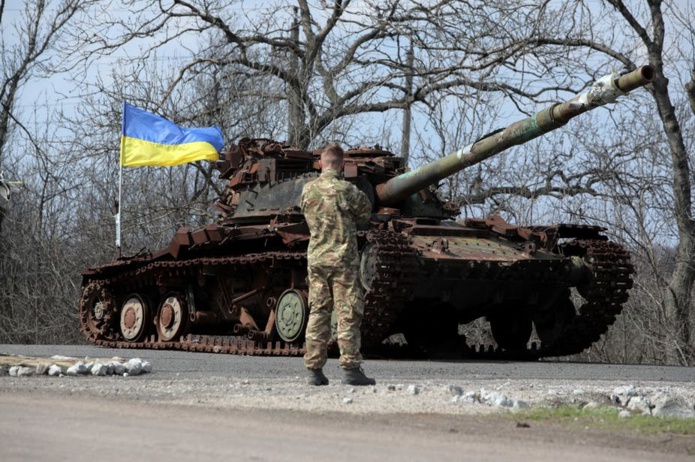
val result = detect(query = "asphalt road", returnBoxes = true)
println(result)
[1,343,693,383]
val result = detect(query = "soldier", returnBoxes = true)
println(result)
[301,143,376,386]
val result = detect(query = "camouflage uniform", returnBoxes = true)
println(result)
[301,168,372,370]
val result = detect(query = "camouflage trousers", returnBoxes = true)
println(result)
[303,263,364,370]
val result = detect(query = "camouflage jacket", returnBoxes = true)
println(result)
[300,168,371,268]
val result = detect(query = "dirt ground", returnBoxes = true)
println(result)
[2,389,694,462]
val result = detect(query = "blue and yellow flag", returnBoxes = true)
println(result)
[120,102,224,167]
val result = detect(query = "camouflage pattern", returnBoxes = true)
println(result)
[301,168,372,370]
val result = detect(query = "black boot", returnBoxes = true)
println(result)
[341,367,376,386]
[307,368,329,386]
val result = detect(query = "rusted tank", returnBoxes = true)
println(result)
[79,66,654,359]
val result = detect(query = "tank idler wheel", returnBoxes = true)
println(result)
[119,294,151,342]
[275,289,308,343]
[156,293,189,342]
[489,314,533,352]
[80,282,117,340]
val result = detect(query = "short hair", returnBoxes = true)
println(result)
[321,143,344,169]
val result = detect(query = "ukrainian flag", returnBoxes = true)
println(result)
[120,102,224,167]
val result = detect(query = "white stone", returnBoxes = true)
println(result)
[125,358,143,375]
[85,362,95,372]
[407,385,420,395]
[652,395,695,418]
[448,385,463,396]
[583,402,602,410]
[462,392,481,404]
[142,361,152,373]
[35,363,50,375]
[513,400,529,409]
[482,390,513,407]
[626,396,652,415]
[66,361,87,376]
[48,365,62,376]
[9,366,20,377]
[109,361,126,375]
[613,385,638,397]
[91,362,108,376]
[618,410,632,418]
[17,366,34,377]
[493,395,514,408]
[342,397,353,404]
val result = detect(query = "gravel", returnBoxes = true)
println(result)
[1,349,694,419]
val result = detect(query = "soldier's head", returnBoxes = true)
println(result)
[320,143,344,171]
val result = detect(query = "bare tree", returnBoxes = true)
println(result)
[532,0,695,365]
[416,0,694,364]
[0,0,98,230]
[0,0,100,343]
[78,0,572,150]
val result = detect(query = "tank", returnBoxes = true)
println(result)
[79,66,655,359]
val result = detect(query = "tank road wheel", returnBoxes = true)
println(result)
[79,282,118,341]
[156,293,189,342]
[533,296,576,346]
[275,289,308,343]
[119,294,151,342]
[489,313,532,352]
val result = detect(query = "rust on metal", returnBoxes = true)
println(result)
[79,65,651,360]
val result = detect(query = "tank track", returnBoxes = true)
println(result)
[79,252,307,356]
[79,230,418,356]
[469,237,633,360]
[360,230,419,346]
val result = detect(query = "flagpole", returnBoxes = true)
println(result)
[116,163,123,258]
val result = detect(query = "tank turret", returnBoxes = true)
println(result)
[79,65,654,360]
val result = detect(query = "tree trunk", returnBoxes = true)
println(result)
[650,60,694,365]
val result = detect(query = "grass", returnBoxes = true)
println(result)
[512,405,695,435]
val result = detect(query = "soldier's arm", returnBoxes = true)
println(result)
[351,187,372,227]
[300,184,310,214]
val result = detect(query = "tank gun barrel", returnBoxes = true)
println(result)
[376,65,655,206]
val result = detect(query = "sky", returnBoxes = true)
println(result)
[5,0,693,149]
